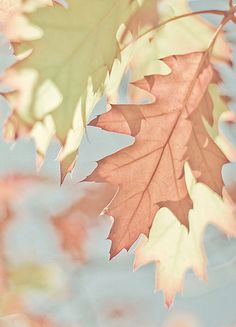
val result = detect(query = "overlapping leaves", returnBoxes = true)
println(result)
[1,0,236,308]
[86,52,228,257]
[4,0,149,180]
[134,166,236,306]
[3,0,230,179]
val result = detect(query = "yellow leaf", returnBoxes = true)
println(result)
[134,165,236,307]
[128,0,231,82]
[5,0,142,180]
[4,0,231,180]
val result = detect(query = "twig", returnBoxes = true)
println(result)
[120,9,227,52]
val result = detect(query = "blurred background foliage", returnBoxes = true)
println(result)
[0,0,236,326]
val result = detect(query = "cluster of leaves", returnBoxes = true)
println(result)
[1,0,236,308]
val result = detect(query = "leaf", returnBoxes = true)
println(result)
[0,0,63,42]
[4,0,145,181]
[0,0,22,40]
[134,166,236,307]
[3,0,231,181]
[127,0,231,83]
[53,183,116,262]
[86,52,228,258]
[155,0,231,63]
[120,0,159,43]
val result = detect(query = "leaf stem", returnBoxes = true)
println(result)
[207,17,229,55]
[120,9,227,51]
[207,4,236,56]
[182,12,233,114]
[141,9,227,37]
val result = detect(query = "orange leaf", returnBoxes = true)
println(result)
[86,52,227,258]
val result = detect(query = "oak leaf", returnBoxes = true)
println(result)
[127,0,231,84]
[0,0,64,42]
[134,167,236,306]
[4,0,146,181]
[156,0,231,63]
[86,52,227,258]
[3,0,231,181]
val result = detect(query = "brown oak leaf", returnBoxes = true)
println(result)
[85,52,228,258]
